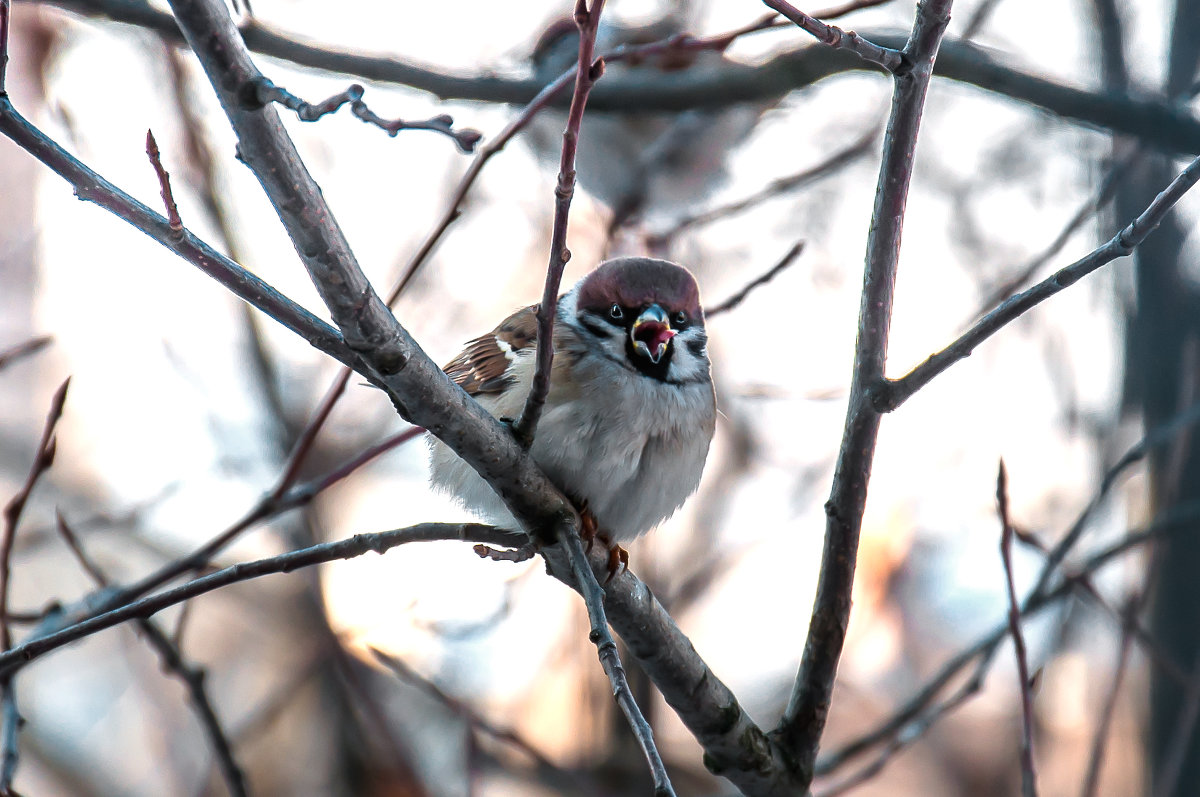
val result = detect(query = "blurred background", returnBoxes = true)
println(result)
[1,0,1197,794]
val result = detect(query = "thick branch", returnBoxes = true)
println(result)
[773,0,953,787]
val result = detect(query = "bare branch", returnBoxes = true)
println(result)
[0,100,359,369]
[997,461,1039,797]
[0,377,67,794]
[1081,594,1143,797]
[560,523,674,796]
[705,241,805,319]
[877,153,1200,413]
[0,335,51,372]
[764,0,903,71]
[773,1,953,786]
[649,127,877,245]
[512,0,606,446]
[53,512,248,797]
[253,78,482,153]
[817,403,1200,781]
[370,648,590,792]
[2,378,68,651]
[0,523,520,675]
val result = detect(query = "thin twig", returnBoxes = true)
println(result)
[0,378,67,795]
[705,241,805,318]
[559,525,675,797]
[997,460,1039,797]
[0,523,521,676]
[972,154,1131,318]
[53,511,248,797]
[763,0,904,71]
[253,79,482,153]
[817,404,1200,780]
[1,378,69,651]
[648,127,877,245]
[1080,593,1143,797]
[512,0,606,446]
[0,335,51,371]
[369,648,582,785]
[773,1,953,787]
[145,129,183,241]
[877,153,1200,413]
[0,98,360,370]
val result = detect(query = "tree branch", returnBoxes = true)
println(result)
[876,153,1200,413]
[996,461,1039,797]
[0,99,359,370]
[771,0,953,787]
[28,0,1200,153]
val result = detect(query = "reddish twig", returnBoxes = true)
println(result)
[512,0,607,446]
[773,1,952,786]
[997,460,1039,797]
[0,335,51,372]
[145,129,184,241]
[705,241,805,318]
[763,0,904,71]
[253,79,482,153]
[0,377,67,794]
[1,378,69,651]
[877,152,1200,413]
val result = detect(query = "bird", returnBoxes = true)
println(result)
[525,9,774,237]
[429,257,716,567]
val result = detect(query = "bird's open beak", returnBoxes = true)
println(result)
[630,304,677,364]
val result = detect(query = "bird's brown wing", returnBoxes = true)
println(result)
[443,305,538,396]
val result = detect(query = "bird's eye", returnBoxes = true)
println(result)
[673,310,688,326]
[608,304,624,321]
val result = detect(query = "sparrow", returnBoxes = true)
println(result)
[429,257,716,555]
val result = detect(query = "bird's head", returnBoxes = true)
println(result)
[568,257,709,384]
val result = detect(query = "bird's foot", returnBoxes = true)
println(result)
[575,504,627,583]
[603,542,629,585]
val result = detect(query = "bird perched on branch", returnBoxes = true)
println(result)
[429,257,716,565]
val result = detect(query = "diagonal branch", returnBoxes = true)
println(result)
[771,0,953,788]
[0,99,359,370]
[876,153,1200,413]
